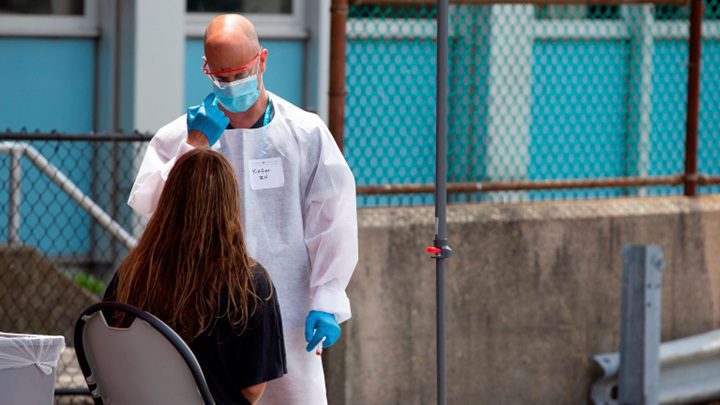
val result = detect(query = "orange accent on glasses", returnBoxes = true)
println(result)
[202,49,263,76]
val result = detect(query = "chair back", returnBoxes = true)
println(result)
[74,302,215,405]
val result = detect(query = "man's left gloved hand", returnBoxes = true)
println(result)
[305,310,341,352]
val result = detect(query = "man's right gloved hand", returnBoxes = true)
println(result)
[186,93,229,147]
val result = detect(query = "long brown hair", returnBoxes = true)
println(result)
[114,148,262,342]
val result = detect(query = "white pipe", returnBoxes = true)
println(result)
[9,148,22,244]
[0,142,137,249]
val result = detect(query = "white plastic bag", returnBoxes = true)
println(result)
[0,332,65,375]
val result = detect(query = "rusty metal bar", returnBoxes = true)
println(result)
[329,0,349,152]
[350,0,686,5]
[684,0,703,196]
[357,175,685,194]
[698,176,720,186]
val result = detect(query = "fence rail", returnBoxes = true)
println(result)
[4,133,718,197]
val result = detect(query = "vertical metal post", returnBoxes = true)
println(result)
[329,0,348,151]
[435,1,449,405]
[619,245,664,405]
[111,139,120,264]
[9,148,22,244]
[684,0,704,196]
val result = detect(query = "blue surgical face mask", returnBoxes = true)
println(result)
[211,75,261,113]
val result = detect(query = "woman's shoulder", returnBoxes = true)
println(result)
[249,262,274,299]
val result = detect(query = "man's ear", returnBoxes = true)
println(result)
[259,49,268,73]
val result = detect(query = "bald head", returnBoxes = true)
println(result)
[205,15,259,50]
[204,15,262,73]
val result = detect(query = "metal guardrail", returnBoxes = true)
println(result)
[592,329,720,404]
[0,141,137,250]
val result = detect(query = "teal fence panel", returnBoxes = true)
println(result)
[649,40,686,196]
[344,4,719,206]
[529,40,629,200]
[699,39,720,194]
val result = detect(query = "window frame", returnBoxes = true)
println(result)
[185,0,307,40]
[0,0,99,37]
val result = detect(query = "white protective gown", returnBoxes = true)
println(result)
[127,93,358,404]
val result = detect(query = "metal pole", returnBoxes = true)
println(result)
[435,1,450,404]
[329,0,349,151]
[9,148,22,244]
[684,0,703,196]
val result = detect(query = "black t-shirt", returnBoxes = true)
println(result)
[103,264,287,405]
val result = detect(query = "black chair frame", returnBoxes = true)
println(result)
[74,301,215,405]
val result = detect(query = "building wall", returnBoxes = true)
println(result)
[530,40,629,200]
[0,9,308,255]
[0,38,95,254]
[326,195,720,404]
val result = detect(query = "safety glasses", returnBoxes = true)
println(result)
[202,49,263,84]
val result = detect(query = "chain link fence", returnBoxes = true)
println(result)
[344,1,720,206]
[0,134,147,403]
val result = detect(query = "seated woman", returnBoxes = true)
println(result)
[103,148,286,405]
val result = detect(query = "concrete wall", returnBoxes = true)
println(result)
[325,196,720,404]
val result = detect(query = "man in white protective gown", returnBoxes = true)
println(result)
[127,14,358,405]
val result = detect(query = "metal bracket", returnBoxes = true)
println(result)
[426,239,452,260]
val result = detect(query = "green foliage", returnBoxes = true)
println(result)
[74,272,106,296]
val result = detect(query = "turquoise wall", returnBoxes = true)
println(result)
[529,40,629,200]
[345,38,437,207]
[0,38,95,254]
[699,40,720,194]
[185,39,304,108]
[650,40,687,196]
[650,39,720,195]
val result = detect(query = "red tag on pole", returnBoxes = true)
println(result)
[426,246,442,255]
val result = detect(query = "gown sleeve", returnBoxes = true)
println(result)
[127,122,195,219]
[303,120,359,324]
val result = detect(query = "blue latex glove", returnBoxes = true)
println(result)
[305,310,341,352]
[186,93,229,147]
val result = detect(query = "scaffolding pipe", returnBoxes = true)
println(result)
[329,0,349,151]
[684,0,704,196]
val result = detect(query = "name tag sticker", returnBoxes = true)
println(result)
[249,157,284,190]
